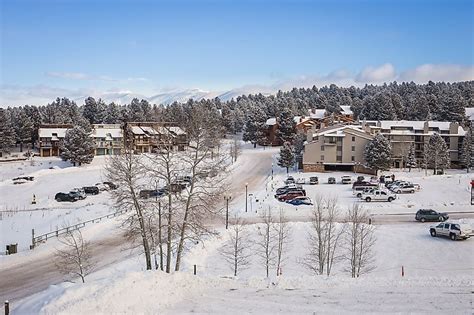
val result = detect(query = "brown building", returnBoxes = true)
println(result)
[124,122,188,153]
[92,124,123,155]
[302,125,374,173]
[38,124,72,157]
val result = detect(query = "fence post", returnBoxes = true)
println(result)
[193,265,197,275]
[401,266,404,277]
[5,300,9,315]
[31,229,35,249]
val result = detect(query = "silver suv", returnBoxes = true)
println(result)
[430,222,472,240]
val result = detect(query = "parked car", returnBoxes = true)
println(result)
[385,180,407,189]
[12,176,34,184]
[139,189,165,199]
[327,177,336,184]
[353,186,380,198]
[177,176,192,185]
[55,192,77,202]
[275,185,300,197]
[309,176,319,185]
[391,184,415,194]
[360,190,396,202]
[415,209,449,222]
[287,196,313,206]
[341,176,352,184]
[296,178,306,185]
[430,222,472,240]
[70,188,86,200]
[352,181,378,189]
[103,181,118,190]
[285,176,295,185]
[95,183,110,191]
[83,186,100,195]
[278,190,306,202]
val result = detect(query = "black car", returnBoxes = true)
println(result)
[55,192,77,202]
[83,186,100,195]
[103,182,118,190]
[415,209,449,222]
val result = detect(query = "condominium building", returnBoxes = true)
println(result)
[92,124,123,155]
[362,120,467,168]
[302,125,374,173]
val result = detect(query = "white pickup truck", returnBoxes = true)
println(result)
[429,222,472,240]
[360,190,396,202]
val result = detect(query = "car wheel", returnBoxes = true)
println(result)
[397,190,401,194]
[388,197,394,202]
[365,197,371,202]
[430,229,436,237]
[420,218,426,223]
[438,216,444,222]
[357,193,362,198]
[450,233,456,241]
[410,190,414,194]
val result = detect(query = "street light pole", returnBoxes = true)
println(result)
[245,182,248,212]
[224,194,232,229]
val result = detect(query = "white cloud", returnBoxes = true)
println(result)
[2,63,472,107]
[398,64,474,83]
[355,63,397,83]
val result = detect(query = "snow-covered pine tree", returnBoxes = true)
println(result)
[243,106,267,148]
[104,102,121,123]
[425,133,450,174]
[13,109,34,152]
[364,134,391,174]
[278,142,295,173]
[0,109,16,156]
[439,94,466,123]
[460,128,472,172]
[406,143,417,172]
[83,97,100,124]
[60,125,95,166]
[277,107,296,143]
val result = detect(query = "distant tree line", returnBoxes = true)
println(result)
[0,80,472,157]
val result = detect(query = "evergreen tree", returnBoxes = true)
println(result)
[364,134,392,174]
[104,102,121,123]
[439,94,466,123]
[293,133,306,170]
[82,97,100,124]
[425,133,450,174]
[461,128,472,172]
[278,142,295,173]
[243,106,267,148]
[277,107,296,143]
[14,109,34,152]
[406,143,417,172]
[60,126,95,166]
[0,109,16,156]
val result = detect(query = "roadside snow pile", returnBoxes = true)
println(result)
[15,271,473,314]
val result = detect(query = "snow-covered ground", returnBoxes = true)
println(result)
[12,220,474,314]
[2,145,474,313]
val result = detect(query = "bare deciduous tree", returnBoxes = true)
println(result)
[304,195,344,276]
[229,137,242,163]
[274,208,292,276]
[55,229,94,283]
[219,217,252,276]
[343,204,376,278]
[105,151,152,270]
[255,208,277,278]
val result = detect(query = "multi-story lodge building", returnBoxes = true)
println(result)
[38,122,187,157]
[302,120,469,172]
[303,125,375,173]
[362,120,467,168]
[38,124,72,157]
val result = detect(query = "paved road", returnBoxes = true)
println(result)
[0,148,276,305]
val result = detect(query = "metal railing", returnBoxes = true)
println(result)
[32,208,129,247]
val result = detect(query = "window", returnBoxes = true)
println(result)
[352,136,355,142]
[321,145,325,151]
[351,156,355,162]
[452,225,460,231]
[444,223,449,229]
[351,146,355,152]
[321,155,324,161]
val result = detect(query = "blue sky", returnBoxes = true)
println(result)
[1,0,473,105]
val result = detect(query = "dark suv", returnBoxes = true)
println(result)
[415,209,449,222]
[83,186,100,195]
[55,192,77,202]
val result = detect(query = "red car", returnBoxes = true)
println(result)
[278,190,306,202]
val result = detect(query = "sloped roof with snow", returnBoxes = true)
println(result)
[39,128,69,138]
[266,118,277,126]
[340,106,353,115]
[465,107,474,121]
[168,126,186,135]
[130,126,146,135]
[93,127,122,139]
[140,126,160,135]
[309,109,326,119]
